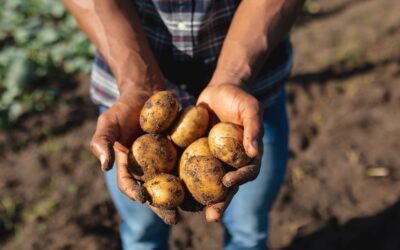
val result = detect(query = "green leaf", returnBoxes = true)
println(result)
[2,50,30,105]
[37,26,60,44]
[0,0,95,126]
[8,101,23,122]
[14,27,32,44]
[49,1,66,18]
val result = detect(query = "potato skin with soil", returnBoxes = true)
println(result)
[208,122,251,168]
[170,105,209,148]
[179,137,213,176]
[139,91,179,133]
[130,134,177,181]
[144,174,185,209]
[180,156,227,205]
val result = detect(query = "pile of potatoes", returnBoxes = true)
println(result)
[129,91,252,211]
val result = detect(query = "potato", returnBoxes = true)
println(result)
[180,156,227,205]
[144,174,185,209]
[170,105,209,148]
[179,137,212,176]
[208,122,251,168]
[140,91,179,133]
[130,134,177,181]
[178,138,213,211]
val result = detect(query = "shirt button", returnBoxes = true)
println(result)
[177,22,187,31]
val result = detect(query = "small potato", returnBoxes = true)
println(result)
[179,137,212,176]
[180,156,227,205]
[170,105,209,148]
[208,122,251,168]
[140,91,179,133]
[130,134,177,181]
[144,174,185,209]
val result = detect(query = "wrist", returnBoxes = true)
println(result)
[118,71,166,95]
[119,80,165,96]
[118,81,166,109]
[117,62,166,97]
[204,81,254,100]
[209,57,253,88]
[112,49,166,94]
[207,78,250,95]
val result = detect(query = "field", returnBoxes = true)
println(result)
[1,0,399,249]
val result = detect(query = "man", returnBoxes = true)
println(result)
[63,0,304,249]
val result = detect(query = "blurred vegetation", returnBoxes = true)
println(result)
[303,0,321,14]
[0,196,23,237]
[0,0,95,128]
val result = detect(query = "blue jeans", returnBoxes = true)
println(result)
[100,90,289,250]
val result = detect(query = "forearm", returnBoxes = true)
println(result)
[62,0,164,96]
[210,0,305,87]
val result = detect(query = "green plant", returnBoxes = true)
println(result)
[303,0,320,15]
[0,0,95,127]
[0,197,22,234]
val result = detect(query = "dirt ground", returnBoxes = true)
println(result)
[1,0,400,249]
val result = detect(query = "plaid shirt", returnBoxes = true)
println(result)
[91,0,293,108]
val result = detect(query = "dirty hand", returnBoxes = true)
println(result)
[90,89,180,225]
[197,83,264,222]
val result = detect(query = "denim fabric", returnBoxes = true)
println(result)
[222,90,289,250]
[99,89,289,250]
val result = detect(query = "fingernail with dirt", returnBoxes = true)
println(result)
[251,140,258,154]
[223,178,233,188]
[214,207,222,215]
[100,154,107,170]
[206,213,220,223]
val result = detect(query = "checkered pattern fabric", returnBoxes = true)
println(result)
[90,0,293,108]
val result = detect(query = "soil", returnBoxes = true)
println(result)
[1,0,400,249]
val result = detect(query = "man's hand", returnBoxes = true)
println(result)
[90,91,180,225]
[197,84,264,222]
[63,0,181,225]
[196,0,305,222]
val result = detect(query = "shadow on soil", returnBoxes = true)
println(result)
[283,200,400,250]
[296,0,368,27]
[289,57,397,86]
[0,93,97,155]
